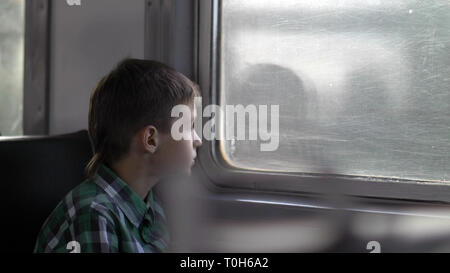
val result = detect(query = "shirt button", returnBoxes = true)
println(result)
[140,219,153,244]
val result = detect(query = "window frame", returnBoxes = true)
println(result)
[196,0,450,203]
[23,0,51,135]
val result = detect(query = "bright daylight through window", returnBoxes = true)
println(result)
[220,0,450,182]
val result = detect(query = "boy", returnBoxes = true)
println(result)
[34,59,202,253]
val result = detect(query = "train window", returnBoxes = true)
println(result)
[219,0,450,183]
[0,0,25,136]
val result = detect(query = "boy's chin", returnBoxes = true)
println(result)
[163,166,192,178]
[185,167,193,176]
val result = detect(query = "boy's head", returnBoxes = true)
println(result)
[86,58,202,178]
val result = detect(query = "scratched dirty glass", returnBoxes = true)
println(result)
[0,0,25,136]
[220,0,450,182]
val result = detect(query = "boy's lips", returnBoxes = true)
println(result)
[190,152,197,166]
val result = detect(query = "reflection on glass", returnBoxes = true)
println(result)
[221,0,450,182]
[0,0,25,136]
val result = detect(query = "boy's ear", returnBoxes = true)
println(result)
[141,125,159,154]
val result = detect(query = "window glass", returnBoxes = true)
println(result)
[220,0,450,182]
[0,0,25,136]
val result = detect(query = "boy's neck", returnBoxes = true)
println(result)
[111,155,159,201]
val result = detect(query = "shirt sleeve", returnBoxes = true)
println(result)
[73,213,119,253]
[47,209,119,253]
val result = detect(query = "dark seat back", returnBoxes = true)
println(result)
[0,130,92,252]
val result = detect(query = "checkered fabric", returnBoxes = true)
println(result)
[34,164,169,253]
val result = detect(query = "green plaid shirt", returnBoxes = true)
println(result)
[34,164,169,253]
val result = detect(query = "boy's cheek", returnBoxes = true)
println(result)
[165,142,194,170]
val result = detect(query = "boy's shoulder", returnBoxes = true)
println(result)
[48,178,118,225]
[34,177,121,252]
[38,179,116,233]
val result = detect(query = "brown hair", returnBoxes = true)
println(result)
[86,58,199,178]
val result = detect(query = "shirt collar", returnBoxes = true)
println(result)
[94,164,155,227]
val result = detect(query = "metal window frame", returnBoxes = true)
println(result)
[196,0,450,204]
[23,0,51,135]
